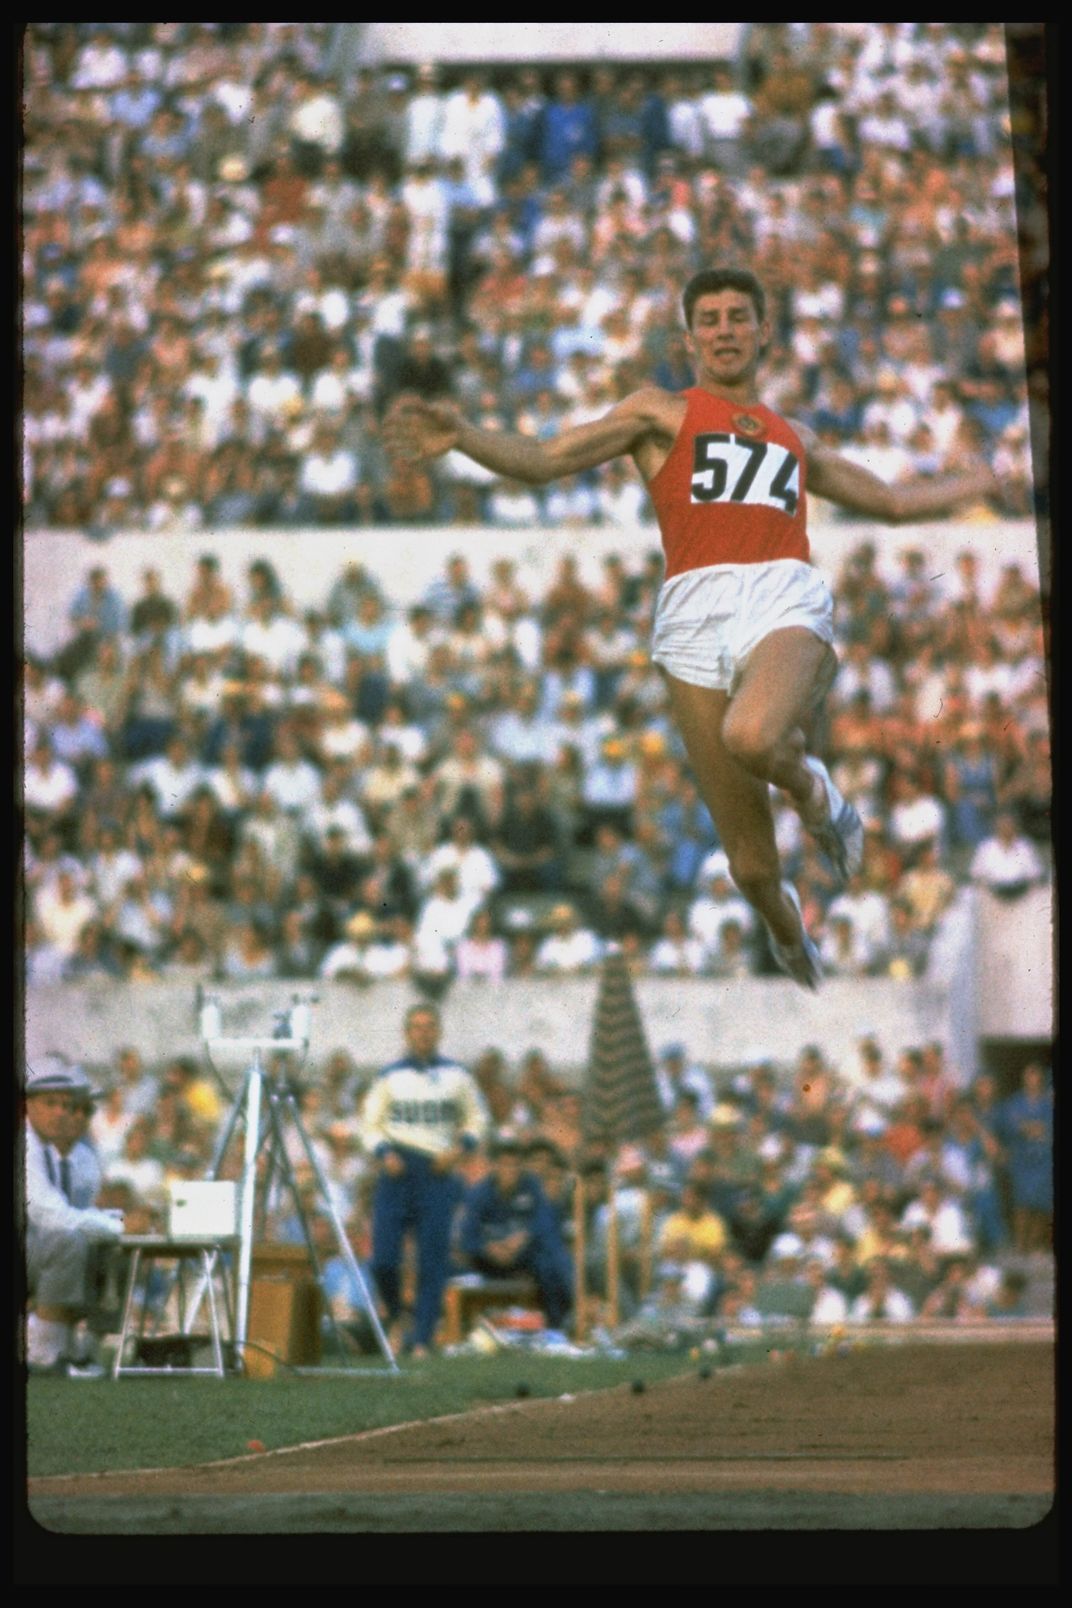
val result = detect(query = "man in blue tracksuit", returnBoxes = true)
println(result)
[363,1004,488,1357]
[458,1137,573,1331]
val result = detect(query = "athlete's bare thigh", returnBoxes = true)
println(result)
[720,627,835,767]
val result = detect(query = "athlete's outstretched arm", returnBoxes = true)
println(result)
[385,389,673,485]
[796,422,998,524]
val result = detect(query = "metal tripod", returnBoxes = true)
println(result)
[186,999,399,1375]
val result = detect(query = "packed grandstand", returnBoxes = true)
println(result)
[22,24,1052,1335]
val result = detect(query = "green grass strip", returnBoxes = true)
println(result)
[26,1352,704,1478]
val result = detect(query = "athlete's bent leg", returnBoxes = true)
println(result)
[722,631,862,884]
[719,628,831,810]
[663,673,803,949]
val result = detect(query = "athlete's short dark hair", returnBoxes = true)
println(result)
[682,268,766,329]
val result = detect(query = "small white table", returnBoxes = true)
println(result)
[112,1235,237,1379]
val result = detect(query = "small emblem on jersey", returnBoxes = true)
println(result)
[732,412,764,436]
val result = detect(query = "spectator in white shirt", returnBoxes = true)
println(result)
[205,740,258,818]
[805,1257,850,1325]
[826,873,891,962]
[887,773,947,864]
[687,855,757,952]
[818,909,877,978]
[245,342,303,430]
[434,727,506,831]
[309,342,374,415]
[315,691,371,769]
[88,821,143,909]
[90,1083,138,1174]
[353,256,412,342]
[384,604,437,688]
[288,72,345,171]
[183,346,241,448]
[378,700,428,767]
[359,916,415,982]
[71,32,130,91]
[661,70,706,163]
[240,596,307,679]
[131,735,205,822]
[319,910,383,984]
[34,869,97,959]
[184,589,240,665]
[899,1179,975,1257]
[534,904,603,976]
[412,866,482,984]
[298,418,364,523]
[440,71,505,208]
[647,910,708,978]
[595,458,655,528]
[303,762,373,859]
[103,1117,168,1214]
[262,729,323,816]
[848,1034,907,1113]
[697,62,753,176]
[24,738,79,825]
[108,869,174,959]
[402,63,447,168]
[419,815,501,908]
[970,812,1045,898]
[400,159,450,275]
[849,1259,916,1323]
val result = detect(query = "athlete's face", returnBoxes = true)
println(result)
[685,290,769,387]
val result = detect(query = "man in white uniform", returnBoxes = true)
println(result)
[24,1056,126,1375]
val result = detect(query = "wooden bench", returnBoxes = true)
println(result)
[440,1275,540,1346]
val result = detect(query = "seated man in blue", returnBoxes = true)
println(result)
[458,1138,573,1332]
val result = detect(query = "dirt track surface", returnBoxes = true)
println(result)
[30,1342,1053,1510]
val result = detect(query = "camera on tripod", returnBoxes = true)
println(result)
[197,988,319,1053]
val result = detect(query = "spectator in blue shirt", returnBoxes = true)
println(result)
[998,1063,1053,1254]
[109,72,162,133]
[458,1138,573,1331]
[59,566,128,681]
[539,71,599,184]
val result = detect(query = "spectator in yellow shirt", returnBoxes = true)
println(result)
[657,1180,728,1263]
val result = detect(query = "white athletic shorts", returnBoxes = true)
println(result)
[651,559,834,694]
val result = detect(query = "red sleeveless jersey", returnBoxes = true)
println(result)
[648,389,810,580]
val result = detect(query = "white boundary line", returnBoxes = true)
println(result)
[31,1323,1053,1487]
[29,1384,626,1485]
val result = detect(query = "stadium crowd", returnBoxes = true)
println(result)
[24,532,1050,992]
[23,25,1051,1341]
[23,22,1042,536]
[22,22,1049,988]
[85,1034,1053,1337]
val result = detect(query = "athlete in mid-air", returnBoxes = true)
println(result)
[385,267,995,988]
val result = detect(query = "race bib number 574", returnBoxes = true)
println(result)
[690,432,800,516]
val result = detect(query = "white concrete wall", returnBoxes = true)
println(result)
[21,519,1045,662]
[24,970,972,1091]
[975,884,1055,1039]
[358,24,744,63]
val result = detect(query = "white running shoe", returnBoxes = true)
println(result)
[803,756,864,888]
[766,881,823,992]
